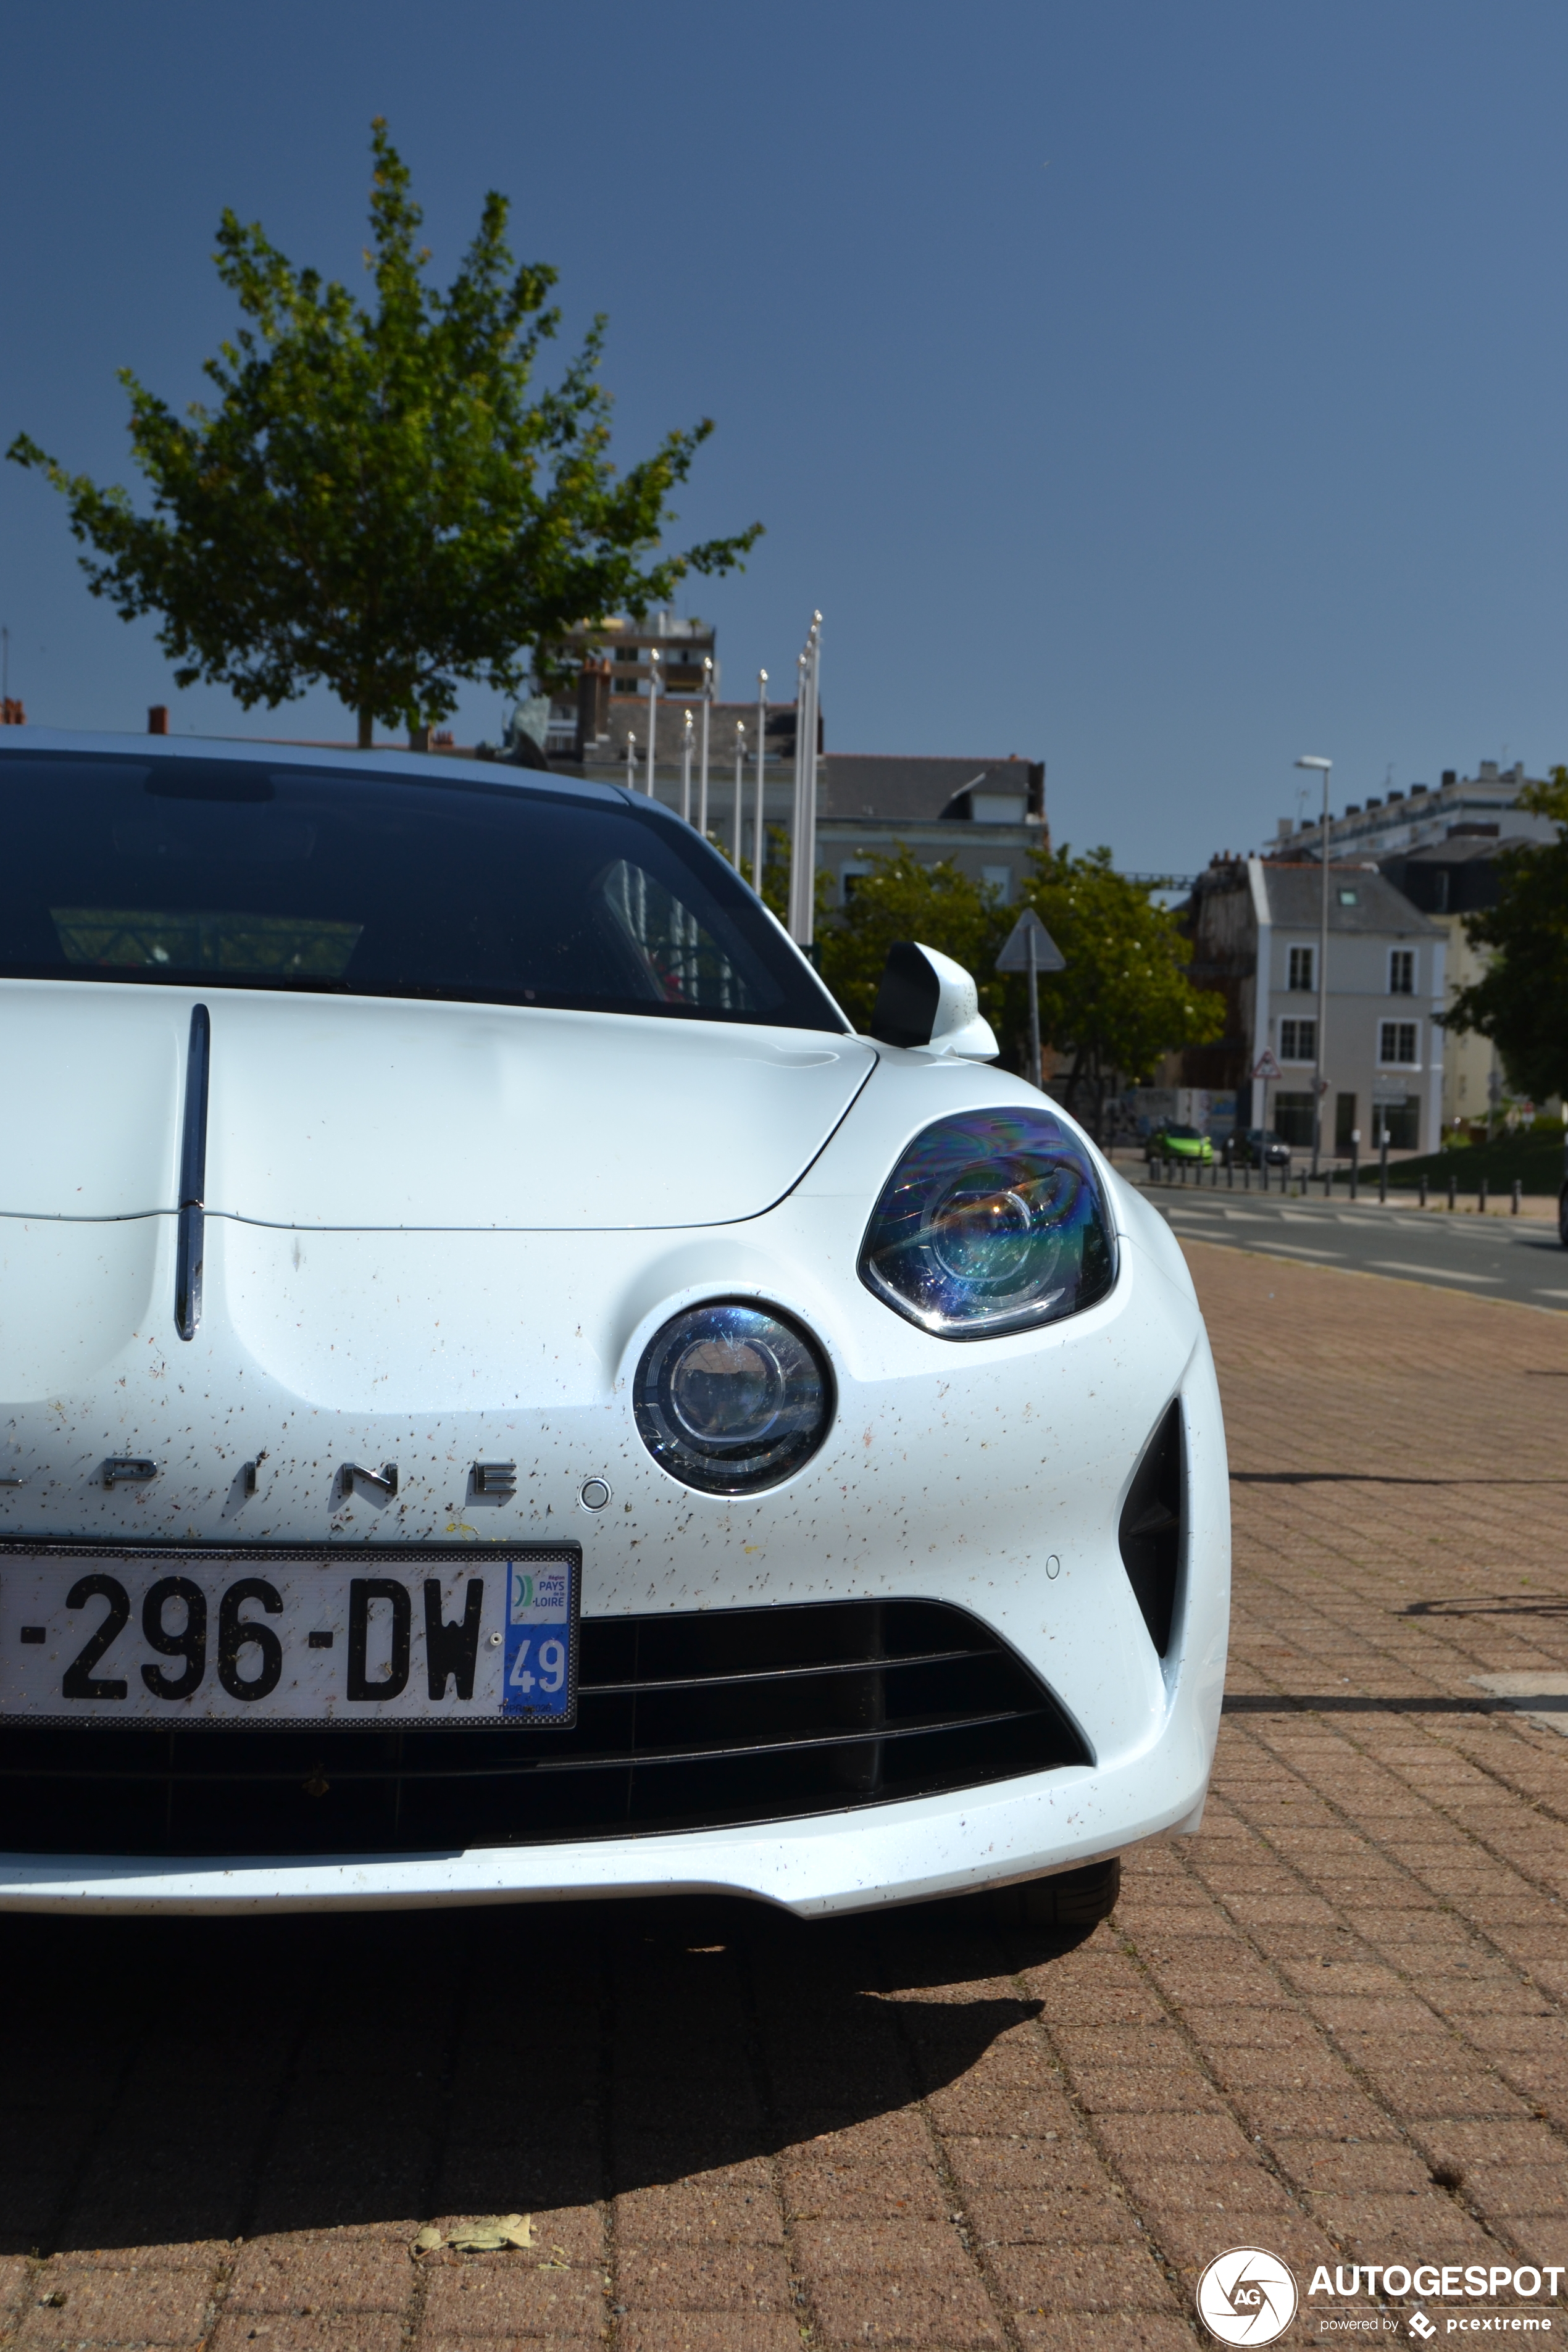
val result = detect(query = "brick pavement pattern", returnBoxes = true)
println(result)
[2,1243,1566,2347]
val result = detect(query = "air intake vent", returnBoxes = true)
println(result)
[0,1597,1089,1859]
[1118,1400,1184,1656]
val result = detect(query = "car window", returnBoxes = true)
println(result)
[0,753,846,1032]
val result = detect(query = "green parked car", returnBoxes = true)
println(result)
[1147,1123,1214,1166]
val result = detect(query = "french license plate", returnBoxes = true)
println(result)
[0,1545,579,1728]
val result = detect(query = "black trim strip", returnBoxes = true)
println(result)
[173,1004,210,1341]
[580,1641,995,1698]
[0,1703,1051,1784]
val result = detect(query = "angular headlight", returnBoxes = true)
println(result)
[634,1301,834,1492]
[858,1108,1117,1338]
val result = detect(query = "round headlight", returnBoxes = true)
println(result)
[633,1302,833,1493]
[858,1109,1117,1338]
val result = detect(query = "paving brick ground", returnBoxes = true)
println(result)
[2,1243,1566,2348]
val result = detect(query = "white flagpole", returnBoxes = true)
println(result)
[698,656,712,838]
[645,649,661,794]
[733,721,746,869]
[789,648,807,939]
[753,670,768,890]
[806,614,822,946]
[680,708,693,823]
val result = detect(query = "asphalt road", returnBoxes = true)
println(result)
[1136,1174,1568,1311]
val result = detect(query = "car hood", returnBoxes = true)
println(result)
[2,982,876,1230]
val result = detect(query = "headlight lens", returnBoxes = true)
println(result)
[858,1108,1117,1338]
[633,1302,833,1492]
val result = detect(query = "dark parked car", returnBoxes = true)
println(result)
[1235,1127,1291,1169]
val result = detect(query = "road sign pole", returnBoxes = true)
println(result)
[1027,925,1041,1089]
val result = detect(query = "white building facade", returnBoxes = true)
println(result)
[1246,861,1446,1156]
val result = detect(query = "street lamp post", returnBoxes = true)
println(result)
[753,670,768,891]
[697,656,713,838]
[1296,755,1333,1178]
[680,708,693,824]
[733,720,746,870]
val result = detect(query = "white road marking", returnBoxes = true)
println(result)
[1368,1260,1501,1284]
[1533,1288,1568,1300]
[1222,1210,1270,1223]
[1249,1242,1345,1260]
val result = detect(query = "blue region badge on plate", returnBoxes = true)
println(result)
[502,1556,577,1722]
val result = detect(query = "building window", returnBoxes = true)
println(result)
[1279,1017,1317,1062]
[1287,945,1315,991]
[1274,1091,1315,1146]
[1372,1094,1420,1149]
[840,864,872,904]
[1378,1020,1419,1066]
[980,863,1013,904]
[1389,949,1414,995]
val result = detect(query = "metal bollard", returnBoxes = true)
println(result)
[1419,1173,1428,1209]
[1478,1175,1488,1216]
[1378,1161,1388,1206]
[1243,1163,1251,1191]
[1512,1178,1522,1216]
[1323,1171,1332,1198]
[1448,1171,1457,1211]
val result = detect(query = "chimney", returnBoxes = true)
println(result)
[148,705,169,735]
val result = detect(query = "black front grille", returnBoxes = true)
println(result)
[0,1599,1089,1858]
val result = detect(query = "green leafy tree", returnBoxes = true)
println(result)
[815,847,1009,1035]
[1445,770,1567,1100]
[1024,846,1224,1130]
[7,121,760,746]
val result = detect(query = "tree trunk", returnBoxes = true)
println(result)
[357,706,373,750]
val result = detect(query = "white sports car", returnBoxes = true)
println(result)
[0,731,1228,1919]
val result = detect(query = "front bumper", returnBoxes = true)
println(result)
[0,1691,1212,1916]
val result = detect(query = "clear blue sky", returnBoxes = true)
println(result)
[2,2,1565,873]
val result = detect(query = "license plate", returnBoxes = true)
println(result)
[0,1545,579,1728]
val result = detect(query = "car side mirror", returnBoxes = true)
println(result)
[870,940,999,1061]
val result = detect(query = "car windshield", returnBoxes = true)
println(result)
[1165,1125,1202,1140]
[0,751,846,1031]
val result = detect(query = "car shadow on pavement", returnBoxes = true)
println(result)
[1,1890,1077,2256]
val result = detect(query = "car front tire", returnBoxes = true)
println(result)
[989,1857,1121,1931]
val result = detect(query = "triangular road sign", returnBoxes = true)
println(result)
[996,909,1065,974]
[1251,1049,1282,1082]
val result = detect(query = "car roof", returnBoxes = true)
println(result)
[0,727,634,814]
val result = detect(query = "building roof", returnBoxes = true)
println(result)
[1259,861,1442,938]
[1383,830,1531,869]
[819,754,1043,825]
